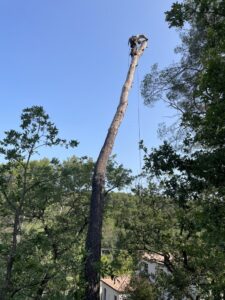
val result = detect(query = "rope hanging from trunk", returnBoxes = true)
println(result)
[137,66,142,173]
[136,65,144,193]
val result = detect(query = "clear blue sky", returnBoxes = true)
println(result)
[0,0,179,173]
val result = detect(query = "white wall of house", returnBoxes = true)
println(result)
[139,259,198,300]
[139,259,166,279]
[143,260,158,275]
[100,282,125,300]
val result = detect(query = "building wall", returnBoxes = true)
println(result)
[139,260,161,278]
[100,282,124,300]
[139,260,197,299]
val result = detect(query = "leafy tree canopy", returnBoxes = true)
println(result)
[118,0,225,298]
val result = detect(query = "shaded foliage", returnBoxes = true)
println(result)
[0,107,133,299]
[120,0,225,298]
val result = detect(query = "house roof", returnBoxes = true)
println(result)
[141,252,165,264]
[101,275,131,293]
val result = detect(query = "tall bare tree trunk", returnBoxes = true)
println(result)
[84,36,148,300]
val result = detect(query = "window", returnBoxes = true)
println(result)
[140,261,148,274]
[103,288,107,300]
[114,296,117,300]
[144,262,148,274]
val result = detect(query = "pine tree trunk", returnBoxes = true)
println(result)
[84,37,148,300]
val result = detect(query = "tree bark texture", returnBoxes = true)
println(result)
[84,37,148,300]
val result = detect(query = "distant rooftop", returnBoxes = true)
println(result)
[101,275,131,293]
[142,252,165,264]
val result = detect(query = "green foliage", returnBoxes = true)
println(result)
[125,0,225,298]
[0,106,78,163]
[101,192,136,278]
[106,156,133,193]
[126,275,159,300]
[0,106,134,299]
[142,0,225,148]
[0,106,85,299]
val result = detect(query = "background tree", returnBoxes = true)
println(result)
[0,107,133,299]
[116,0,225,298]
[0,106,79,299]
[126,275,159,300]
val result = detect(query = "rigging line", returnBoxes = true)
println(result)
[136,65,143,185]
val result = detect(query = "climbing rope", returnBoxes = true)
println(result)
[136,66,144,193]
[137,66,142,173]
[127,48,143,193]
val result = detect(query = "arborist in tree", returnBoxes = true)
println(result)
[128,34,148,56]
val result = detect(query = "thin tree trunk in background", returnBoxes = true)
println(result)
[1,143,34,299]
[84,36,148,300]
[34,273,51,300]
[0,209,21,300]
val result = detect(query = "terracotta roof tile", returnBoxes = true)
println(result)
[101,276,131,292]
[142,252,164,263]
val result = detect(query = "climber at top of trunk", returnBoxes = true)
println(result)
[128,34,148,56]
